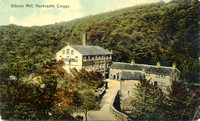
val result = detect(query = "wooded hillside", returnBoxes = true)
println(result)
[0,0,199,88]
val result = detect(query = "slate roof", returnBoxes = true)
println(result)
[71,45,112,55]
[110,62,175,75]
[121,71,145,80]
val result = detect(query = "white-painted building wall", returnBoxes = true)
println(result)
[109,68,143,81]
[109,66,175,93]
[56,46,83,73]
[146,73,171,92]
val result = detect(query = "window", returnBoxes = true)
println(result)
[67,49,70,54]
[75,56,78,62]
[62,50,65,54]
[101,64,104,69]
[117,76,119,80]
[71,58,75,62]
[155,74,160,78]
[162,75,166,79]
[154,81,157,86]
[160,82,165,86]
[107,63,109,68]
[83,56,86,61]
[146,73,150,76]
[71,50,74,55]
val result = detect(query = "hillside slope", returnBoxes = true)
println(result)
[0,0,199,88]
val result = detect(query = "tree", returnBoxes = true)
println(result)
[10,55,32,85]
[162,81,198,120]
[0,79,37,120]
[130,79,165,120]
[67,68,102,121]
[70,68,102,88]
[0,60,75,120]
[80,89,99,121]
[32,59,75,120]
[68,68,103,121]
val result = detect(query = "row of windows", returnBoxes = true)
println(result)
[154,81,165,86]
[83,63,109,71]
[68,56,78,62]
[62,49,74,55]
[155,74,166,79]
[146,73,166,78]
[60,56,78,63]
[83,55,112,61]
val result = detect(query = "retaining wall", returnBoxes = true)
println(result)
[110,90,129,121]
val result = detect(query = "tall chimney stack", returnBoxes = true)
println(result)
[111,50,113,54]
[131,60,135,65]
[157,61,161,66]
[67,42,70,46]
[172,62,176,69]
[83,33,87,46]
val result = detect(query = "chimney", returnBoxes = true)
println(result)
[131,60,135,64]
[157,61,161,66]
[67,42,70,46]
[82,33,87,46]
[111,50,113,54]
[172,62,176,69]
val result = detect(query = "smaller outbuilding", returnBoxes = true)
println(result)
[109,60,180,113]
[109,60,180,97]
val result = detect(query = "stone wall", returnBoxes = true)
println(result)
[110,90,130,121]
[120,80,138,101]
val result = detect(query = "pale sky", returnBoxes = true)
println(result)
[0,0,171,27]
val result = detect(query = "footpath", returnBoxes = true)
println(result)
[74,79,120,121]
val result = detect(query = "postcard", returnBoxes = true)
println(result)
[0,0,199,120]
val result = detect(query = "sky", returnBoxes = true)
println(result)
[0,0,171,27]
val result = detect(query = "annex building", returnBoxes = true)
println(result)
[109,60,180,112]
[56,34,113,77]
[109,60,180,96]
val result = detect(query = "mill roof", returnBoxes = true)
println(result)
[71,45,112,55]
[110,62,175,75]
[121,71,145,80]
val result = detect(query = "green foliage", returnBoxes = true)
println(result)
[0,60,74,120]
[1,1,198,89]
[0,0,199,119]
[162,81,199,120]
[80,89,100,121]
[0,59,102,120]
[71,68,102,88]
[65,68,102,121]
[130,79,165,120]
[130,80,199,120]
[0,80,37,120]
